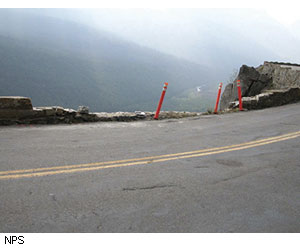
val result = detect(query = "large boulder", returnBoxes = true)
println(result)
[220,65,272,110]
[220,62,300,110]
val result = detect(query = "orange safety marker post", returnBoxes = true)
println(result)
[214,82,223,113]
[154,82,168,120]
[237,79,243,111]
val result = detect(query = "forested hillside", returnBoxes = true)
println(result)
[0,9,215,112]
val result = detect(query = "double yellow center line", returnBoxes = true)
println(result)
[1,130,300,180]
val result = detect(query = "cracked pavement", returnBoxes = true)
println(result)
[0,103,300,232]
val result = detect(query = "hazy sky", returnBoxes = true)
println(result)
[2,0,300,26]
[266,8,300,25]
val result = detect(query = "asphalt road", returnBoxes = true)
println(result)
[1,103,300,232]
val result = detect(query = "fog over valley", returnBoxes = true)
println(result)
[1,8,299,112]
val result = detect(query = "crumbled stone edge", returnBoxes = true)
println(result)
[227,87,300,111]
[0,107,200,126]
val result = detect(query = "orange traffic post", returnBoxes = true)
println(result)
[237,79,243,111]
[214,82,223,113]
[154,82,168,120]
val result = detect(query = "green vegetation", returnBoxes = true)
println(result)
[165,91,215,112]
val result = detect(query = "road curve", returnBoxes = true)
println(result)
[0,103,300,232]
[1,130,300,180]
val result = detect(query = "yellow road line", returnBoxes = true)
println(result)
[151,134,300,163]
[0,131,299,180]
[1,130,300,176]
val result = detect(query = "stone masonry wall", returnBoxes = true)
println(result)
[0,96,199,126]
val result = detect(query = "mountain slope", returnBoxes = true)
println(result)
[0,9,214,112]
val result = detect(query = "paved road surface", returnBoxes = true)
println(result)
[1,103,300,232]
